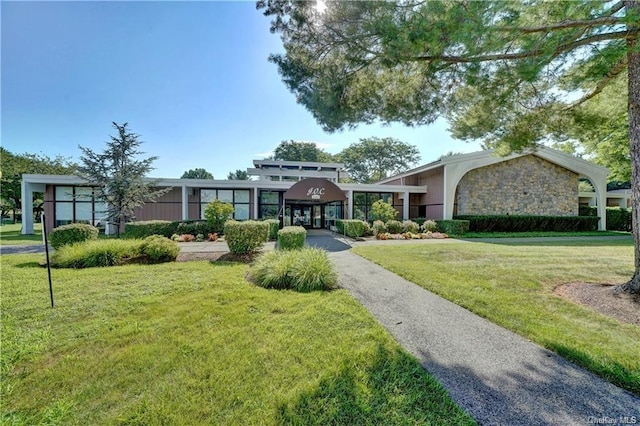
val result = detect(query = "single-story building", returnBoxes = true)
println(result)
[21,146,613,234]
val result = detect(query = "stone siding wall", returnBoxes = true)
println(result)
[456,155,578,216]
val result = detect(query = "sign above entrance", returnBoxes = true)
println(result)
[284,178,347,202]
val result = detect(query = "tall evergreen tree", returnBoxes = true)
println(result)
[259,0,640,294]
[77,122,169,237]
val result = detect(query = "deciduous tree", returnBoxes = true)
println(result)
[77,122,170,237]
[337,137,420,183]
[227,169,250,180]
[272,140,334,162]
[181,168,214,179]
[259,0,640,294]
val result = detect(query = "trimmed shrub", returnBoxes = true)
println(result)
[204,200,234,234]
[176,220,213,237]
[402,220,420,234]
[50,239,142,268]
[124,220,176,238]
[264,219,280,240]
[454,215,598,232]
[422,220,438,232]
[140,235,180,263]
[436,220,470,235]
[386,220,403,234]
[49,223,99,249]
[278,226,307,250]
[412,217,427,227]
[579,205,598,217]
[336,219,367,238]
[224,220,269,254]
[606,207,632,231]
[372,220,388,236]
[250,248,337,292]
[370,199,398,222]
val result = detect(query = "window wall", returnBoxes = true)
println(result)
[54,186,108,229]
[200,189,251,220]
[258,190,282,220]
[352,192,400,221]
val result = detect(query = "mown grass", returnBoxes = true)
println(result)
[0,254,475,425]
[459,230,629,238]
[352,239,640,396]
[0,223,42,245]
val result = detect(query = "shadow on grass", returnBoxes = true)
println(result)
[15,261,42,268]
[460,236,633,247]
[276,345,474,425]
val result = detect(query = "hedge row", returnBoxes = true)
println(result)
[49,223,99,249]
[123,219,282,240]
[579,206,632,232]
[454,215,599,232]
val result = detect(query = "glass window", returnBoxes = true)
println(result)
[218,190,233,202]
[55,186,74,201]
[75,187,93,200]
[76,202,93,222]
[234,190,250,203]
[260,205,279,219]
[260,191,279,205]
[367,193,381,204]
[381,193,393,203]
[353,192,366,205]
[56,202,73,225]
[201,189,216,203]
[234,204,250,220]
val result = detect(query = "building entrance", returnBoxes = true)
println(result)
[288,204,324,229]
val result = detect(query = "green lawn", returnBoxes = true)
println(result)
[0,254,474,425]
[0,223,42,246]
[352,239,640,396]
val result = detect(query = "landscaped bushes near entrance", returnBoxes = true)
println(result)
[336,219,368,238]
[455,215,599,232]
[224,220,269,254]
[49,223,99,249]
[579,206,631,232]
[435,220,470,235]
[124,220,215,239]
[263,219,280,240]
[278,226,306,250]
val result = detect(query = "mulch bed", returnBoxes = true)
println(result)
[554,282,640,326]
[176,252,259,264]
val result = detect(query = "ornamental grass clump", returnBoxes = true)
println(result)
[250,248,337,292]
[51,239,142,268]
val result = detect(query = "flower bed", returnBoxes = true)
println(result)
[376,231,448,240]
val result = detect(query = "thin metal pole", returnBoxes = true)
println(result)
[41,214,54,308]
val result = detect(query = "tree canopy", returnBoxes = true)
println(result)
[272,140,334,162]
[338,137,420,183]
[181,168,214,179]
[0,147,76,221]
[77,122,169,237]
[259,0,640,293]
[227,169,251,180]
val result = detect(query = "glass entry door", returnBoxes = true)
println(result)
[292,205,311,227]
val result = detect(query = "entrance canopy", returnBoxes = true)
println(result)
[284,178,346,203]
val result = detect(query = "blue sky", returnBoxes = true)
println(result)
[2,1,482,179]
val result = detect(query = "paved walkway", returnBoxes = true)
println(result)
[329,249,639,425]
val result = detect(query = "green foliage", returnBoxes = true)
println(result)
[0,147,76,221]
[204,199,235,234]
[264,219,280,240]
[176,221,214,237]
[370,199,399,222]
[278,226,307,250]
[77,122,170,237]
[272,140,334,162]
[337,137,420,183]
[227,169,250,180]
[180,168,214,179]
[336,219,367,238]
[250,248,337,292]
[124,220,176,238]
[435,220,470,235]
[140,235,180,263]
[386,220,403,234]
[48,223,99,249]
[422,220,438,232]
[606,208,632,232]
[402,220,420,234]
[224,220,269,255]
[372,220,388,236]
[50,239,142,268]
[455,215,598,233]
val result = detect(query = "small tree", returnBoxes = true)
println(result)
[370,199,398,223]
[203,199,234,234]
[77,122,170,237]
[181,168,213,179]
